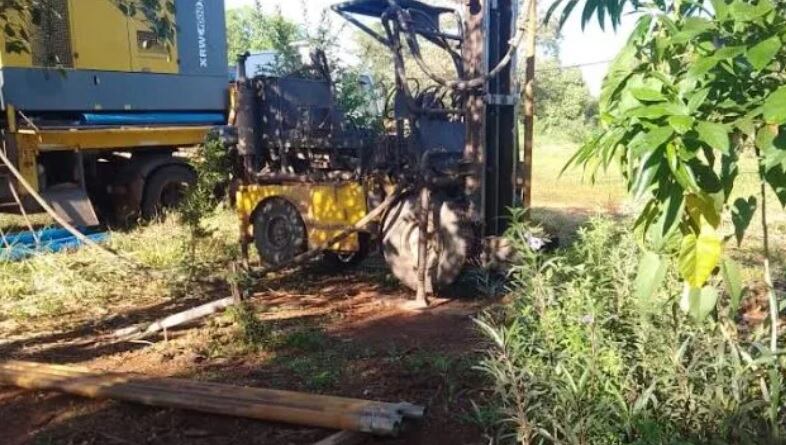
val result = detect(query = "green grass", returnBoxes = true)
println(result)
[532,136,785,272]
[0,208,239,335]
[532,136,627,212]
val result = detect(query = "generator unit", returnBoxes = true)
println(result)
[0,0,227,113]
[0,0,228,226]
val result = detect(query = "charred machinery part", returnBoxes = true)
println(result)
[235,52,261,183]
[335,0,521,240]
[252,197,308,266]
[254,74,373,176]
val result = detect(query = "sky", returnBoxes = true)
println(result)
[224,0,638,96]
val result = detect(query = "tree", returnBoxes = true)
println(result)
[225,4,303,69]
[534,59,597,140]
[560,1,784,437]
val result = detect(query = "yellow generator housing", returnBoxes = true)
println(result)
[0,0,227,113]
[236,182,369,263]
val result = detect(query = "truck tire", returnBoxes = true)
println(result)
[141,164,196,219]
[253,198,307,266]
[381,193,471,292]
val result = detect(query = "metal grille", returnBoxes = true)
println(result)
[31,0,74,67]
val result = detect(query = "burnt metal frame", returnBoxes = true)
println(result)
[333,0,520,237]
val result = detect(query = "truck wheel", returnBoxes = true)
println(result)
[253,198,307,266]
[381,193,471,292]
[141,165,197,219]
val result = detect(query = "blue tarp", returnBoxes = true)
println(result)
[1,227,109,261]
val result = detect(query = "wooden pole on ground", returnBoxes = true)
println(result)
[0,361,424,436]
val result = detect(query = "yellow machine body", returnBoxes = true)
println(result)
[0,0,178,73]
[236,182,368,253]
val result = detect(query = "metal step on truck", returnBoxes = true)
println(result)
[0,0,228,226]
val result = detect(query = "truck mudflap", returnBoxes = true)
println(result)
[41,184,99,227]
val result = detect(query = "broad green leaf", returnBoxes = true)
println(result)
[747,36,781,71]
[631,87,666,102]
[678,226,722,288]
[629,103,688,119]
[687,88,710,113]
[681,285,719,321]
[671,18,714,44]
[629,127,674,156]
[731,197,757,245]
[755,125,786,170]
[764,165,786,208]
[763,86,786,124]
[687,56,719,81]
[734,117,755,137]
[669,115,695,134]
[729,0,773,21]
[711,0,729,20]
[720,258,744,313]
[632,148,664,199]
[686,192,722,228]
[696,121,730,155]
[635,252,668,302]
[715,45,745,60]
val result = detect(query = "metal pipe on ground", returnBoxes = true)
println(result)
[0,361,424,436]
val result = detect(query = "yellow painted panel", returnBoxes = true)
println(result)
[0,11,33,68]
[14,133,40,194]
[128,15,178,74]
[69,0,131,72]
[23,126,211,152]
[236,183,368,253]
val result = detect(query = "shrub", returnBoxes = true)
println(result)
[477,216,785,444]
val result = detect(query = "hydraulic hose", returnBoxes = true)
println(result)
[387,0,526,91]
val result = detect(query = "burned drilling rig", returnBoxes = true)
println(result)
[232,0,522,304]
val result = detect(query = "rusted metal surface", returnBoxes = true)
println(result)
[522,0,537,212]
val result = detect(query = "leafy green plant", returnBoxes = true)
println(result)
[563,1,784,395]
[179,136,231,266]
[477,216,784,444]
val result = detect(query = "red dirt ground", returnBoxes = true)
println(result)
[0,262,499,445]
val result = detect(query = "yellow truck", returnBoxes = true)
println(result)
[0,0,228,225]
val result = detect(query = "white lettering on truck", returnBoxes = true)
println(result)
[196,0,208,68]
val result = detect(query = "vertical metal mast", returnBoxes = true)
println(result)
[463,0,520,237]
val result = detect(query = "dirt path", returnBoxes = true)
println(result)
[0,262,497,445]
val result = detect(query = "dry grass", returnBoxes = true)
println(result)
[0,208,239,336]
[531,136,785,281]
[532,137,627,213]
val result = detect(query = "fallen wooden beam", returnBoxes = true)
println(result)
[112,297,235,340]
[0,361,424,436]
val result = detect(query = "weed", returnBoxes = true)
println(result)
[477,216,785,444]
[278,327,328,352]
[284,353,343,391]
